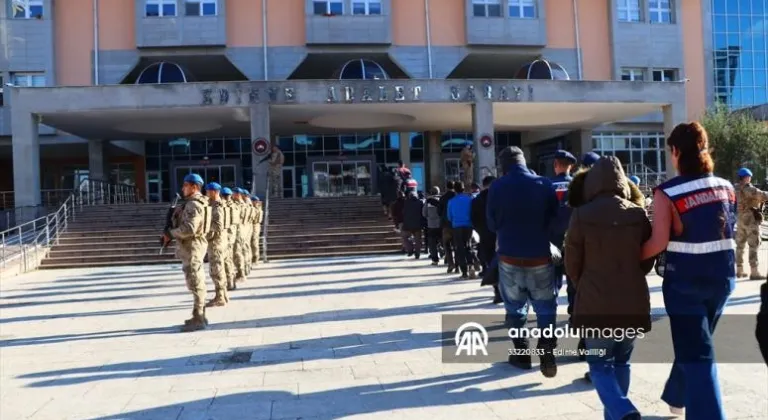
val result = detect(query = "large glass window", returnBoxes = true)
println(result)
[593,132,666,185]
[352,0,381,15]
[12,0,43,19]
[472,0,501,17]
[652,68,676,81]
[648,0,672,23]
[145,0,176,17]
[617,0,641,22]
[712,0,768,109]
[313,0,343,15]
[185,0,217,16]
[621,68,645,81]
[11,72,46,87]
[509,0,535,18]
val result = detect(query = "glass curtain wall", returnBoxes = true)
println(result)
[712,0,768,108]
[592,132,666,184]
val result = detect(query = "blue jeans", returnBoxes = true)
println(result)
[660,274,734,420]
[586,338,639,420]
[498,261,557,330]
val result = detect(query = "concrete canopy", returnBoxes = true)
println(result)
[9,79,685,139]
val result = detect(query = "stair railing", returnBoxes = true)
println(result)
[0,179,138,276]
[262,174,270,263]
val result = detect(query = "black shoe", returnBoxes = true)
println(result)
[407,251,414,257]
[538,339,558,378]
[459,273,469,280]
[414,254,420,260]
[508,338,532,370]
[621,412,641,420]
[583,372,592,383]
[492,295,503,304]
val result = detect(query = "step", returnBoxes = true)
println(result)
[40,252,175,266]
[60,228,160,238]
[65,224,164,231]
[48,246,171,258]
[268,247,402,260]
[266,236,399,251]
[39,259,177,270]
[265,230,397,241]
[266,223,394,233]
[57,234,165,244]
[50,240,173,251]
[268,242,402,255]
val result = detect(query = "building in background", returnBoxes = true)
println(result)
[1,0,708,209]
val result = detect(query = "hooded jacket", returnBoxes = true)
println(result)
[564,157,654,332]
[423,196,442,229]
[402,193,425,231]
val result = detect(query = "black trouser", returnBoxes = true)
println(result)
[477,233,496,272]
[427,228,442,262]
[442,226,454,267]
[452,227,474,275]
[553,246,576,322]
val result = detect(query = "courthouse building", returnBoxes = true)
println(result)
[0,0,718,209]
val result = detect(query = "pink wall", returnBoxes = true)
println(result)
[428,0,465,45]
[98,0,135,50]
[545,0,575,48]
[682,1,707,121]
[392,0,426,45]
[54,0,93,86]
[267,0,305,46]
[228,0,263,46]
[577,0,612,80]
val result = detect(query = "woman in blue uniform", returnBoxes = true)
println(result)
[641,122,735,419]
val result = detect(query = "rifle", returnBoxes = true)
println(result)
[159,193,182,255]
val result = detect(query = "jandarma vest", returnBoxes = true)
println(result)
[656,174,737,278]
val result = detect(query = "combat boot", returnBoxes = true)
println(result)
[236,276,246,284]
[750,268,764,281]
[737,266,747,278]
[181,310,207,332]
[205,291,227,308]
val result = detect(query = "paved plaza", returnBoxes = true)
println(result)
[1,251,767,420]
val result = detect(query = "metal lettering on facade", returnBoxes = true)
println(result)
[449,84,529,102]
[324,85,420,103]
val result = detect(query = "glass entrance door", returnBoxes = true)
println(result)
[147,171,162,203]
[444,158,464,184]
[312,160,372,197]
[282,166,296,198]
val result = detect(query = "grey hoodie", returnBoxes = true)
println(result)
[422,196,442,229]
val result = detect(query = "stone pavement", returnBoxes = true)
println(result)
[1,249,767,420]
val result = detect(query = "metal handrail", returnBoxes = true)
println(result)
[0,179,139,275]
[263,175,270,263]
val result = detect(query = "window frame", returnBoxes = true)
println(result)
[184,0,217,17]
[0,75,4,107]
[591,132,666,184]
[313,0,344,15]
[617,0,641,22]
[651,68,676,82]
[621,68,645,81]
[145,0,177,17]
[351,0,382,15]
[11,72,46,87]
[471,0,502,18]
[508,0,536,19]
[648,0,672,24]
[11,0,44,19]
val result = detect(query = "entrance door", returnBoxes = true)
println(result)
[444,157,464,184]
[312,160,373,197]
[146,171,162,203]
[282,166,296,198]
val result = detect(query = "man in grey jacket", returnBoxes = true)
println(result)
[423,187,442,265]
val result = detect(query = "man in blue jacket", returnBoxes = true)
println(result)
[487,146,559,378]
[447,181,477,279]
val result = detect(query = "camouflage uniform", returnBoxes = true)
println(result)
[169,192,211,328]
[224,197,241,289]
[460,146,474,188]
[735,182,768,279]
[239,197,253,276]
[269,149,285,198]
[206,198,229,306]
[251,203,264,265]
[233,199,249,283]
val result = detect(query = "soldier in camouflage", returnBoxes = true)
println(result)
[220,188,238,291]
[735,167,768,280]
[251,196,264,266]
[204,182,229,307]
[238,188,254,276]
[232,189,249,284]
[162,173,211,332]
[460,144,474,188]
[269,145,285,198]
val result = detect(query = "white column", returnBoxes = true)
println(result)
[250,104,271,197]
[88,139,108,181]
[663,104,685,179]
[12,109,41,216]
[398,132,411,167]
[472,101,495,179]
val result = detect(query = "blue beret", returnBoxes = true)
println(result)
[582,152,600,167]
[183,173,204,186]
[738,168,753,178]
[239,188,249,195]
[251,196,261,201]
[205,182,221,192]
[554,150,576,163]
[221,187,233,196]
[628,176,640,185]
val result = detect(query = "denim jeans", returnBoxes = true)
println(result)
[586,337,639,420]
[498,261,557,330]
[660,273,734,420]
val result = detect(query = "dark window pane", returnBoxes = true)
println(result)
[523,5,535,17]
[341,60,364,79]
[643,150,658,170]
[202,3,216,15]
[352,2,365,14]
[162,3,176,15]
[29,5,43,17]
[225,138,240,154]
[313,1,326,14]
[615,151,630,166]
[329,1,343,14]
[488,4,501,16]
[160,64,185,83]
[473,4,486,16]
[146,140,160,156]
[206,139,223,155]
[323,136,340,151]
[145,4,160,16]
[369,2,381,14]
[185,2,200,15]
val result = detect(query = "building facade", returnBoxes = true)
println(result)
[0,0,711,209]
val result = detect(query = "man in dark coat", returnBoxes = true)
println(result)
[438,181,457,272]
[471,176,501,303]
[401,188,425,258]
[378,165,398,219]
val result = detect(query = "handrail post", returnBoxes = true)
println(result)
[45,215,50,245]
[17,226,24,272]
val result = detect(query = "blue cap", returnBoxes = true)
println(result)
[251,196,261,202]
[738,168,753,178]
[239,188,249,195]
[629,176,641,185]
[205,182,221,192]
[554,150,576,164]
[183,173,204,186]
[582,152,600,167]
[221,187,233,196]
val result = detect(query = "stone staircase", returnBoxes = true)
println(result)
[40,196,401,269]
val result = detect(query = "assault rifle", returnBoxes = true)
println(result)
[159,193,182,255]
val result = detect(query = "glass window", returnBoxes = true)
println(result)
[0,76,3,107]
[185,0,217,16]
[12,0,43,19]
[146,0,176,16]
[472,0,501,17]
[621,68,645,81]
[617,0,641,22]
[313,0,343,15]
[648,0,672,23]
[652,69,676,81]
[592,132,665,184]
[11,72,46,87]
[352,0,381,15]
[509,0,535,18]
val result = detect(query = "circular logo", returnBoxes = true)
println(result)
[480,134,493,149]
[252,138,269,156]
